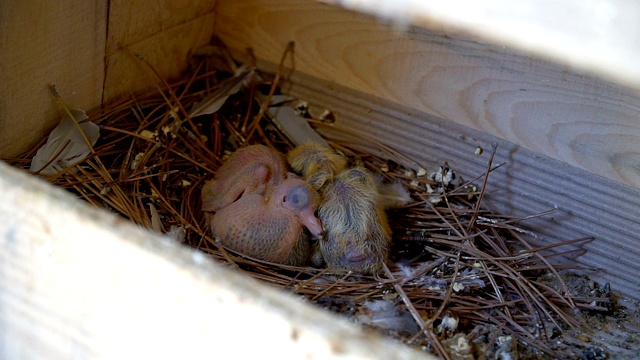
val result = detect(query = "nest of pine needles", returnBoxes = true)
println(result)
[5,42,612,359]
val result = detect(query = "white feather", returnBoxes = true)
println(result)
[357,300,420,334]
[378,181,412,209]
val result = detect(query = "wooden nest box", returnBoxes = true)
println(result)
[2,1,640,358]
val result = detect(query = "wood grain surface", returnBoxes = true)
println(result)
[216,0,640,189]
[283,72,640,302]
[0,1,218,158]
[107,0,217,49]
[320,0,640,90]
[103,1,217,104]
[4,0,640,190]
[0,0,107,158]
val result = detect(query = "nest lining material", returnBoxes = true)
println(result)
[4,46,611,359]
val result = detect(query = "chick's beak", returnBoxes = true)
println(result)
[299,208,323,238]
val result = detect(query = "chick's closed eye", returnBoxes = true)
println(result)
[284,186,310,210]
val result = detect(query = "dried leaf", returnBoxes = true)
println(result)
[189,66,254,117]
[267,105,329,146]
[30,109,100,175]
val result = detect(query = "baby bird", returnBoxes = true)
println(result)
[202,145,287,213]
[202,145,323,266]
[318,167,392,273]
[207,177,322,265]
[288,143,392,273]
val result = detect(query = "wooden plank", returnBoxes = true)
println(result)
[319,0,640,90]
[215,0,640,189]
[0,0,108,158]
[283,71,640,302]
[103,12,217,104]
[103,1,217,104]
[0,0,218,158]
[106,0,217,49]
[0,161,432,359]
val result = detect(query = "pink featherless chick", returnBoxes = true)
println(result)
[201,145,287,213]
[202,145,323,265]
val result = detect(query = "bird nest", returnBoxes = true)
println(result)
[5,42,614,359]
